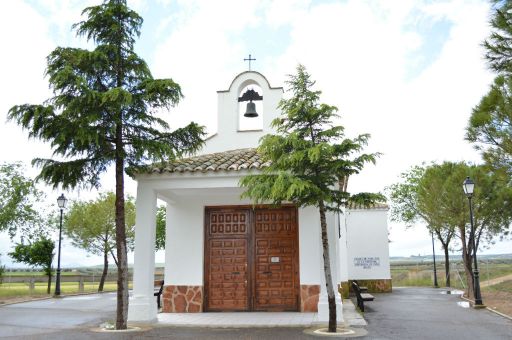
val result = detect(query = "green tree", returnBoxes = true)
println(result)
[64,192,135,292]
[440,163,512,300]
[0,163,43,238]
[9,237,55,294]
[240,65,383,332]
[466,75,512,178]
[8,0,204,329]
[390,162,512,299]
[469,0,512,179]
[483,0,512,73]
[388,165,456,287]
[155,205,166,250]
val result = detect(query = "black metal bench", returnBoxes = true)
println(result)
[154,280,164,309]
[351,281,374,312]
[353,280,368,292]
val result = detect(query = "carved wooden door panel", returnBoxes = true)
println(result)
[253,207,299,311]
[205,208,250,311]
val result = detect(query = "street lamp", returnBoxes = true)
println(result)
[431,231,439,288]
[462,177,483,307]
[54,193,67,296]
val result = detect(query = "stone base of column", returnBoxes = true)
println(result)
[317,290,343,323]
[128,294,157,323]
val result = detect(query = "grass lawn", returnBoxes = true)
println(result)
[391,259,512,289]
[482,280,512,316]
[0,281,132,302]
[482,279,512,293]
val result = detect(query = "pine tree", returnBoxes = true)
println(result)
[469,1,512,179]
[466,75,512,178]
[240,65,384,332]
[8,0,204,329]
[483,0,512,73]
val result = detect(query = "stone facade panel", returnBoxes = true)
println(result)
[300,284,320,312]
[162,285,203,313]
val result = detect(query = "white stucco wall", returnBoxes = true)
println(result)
[164,196,324,287]
[165,192,254,285]
[141,169,326,288]
[298,206,321,285]
[345,209,391,280]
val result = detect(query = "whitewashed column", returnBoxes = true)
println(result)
[128,182,157,322]
[338,209,349,283]
[317,210,344,323]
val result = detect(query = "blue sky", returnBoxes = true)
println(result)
[0,0,510,267]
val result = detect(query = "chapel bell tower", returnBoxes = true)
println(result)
[198,56,284,155]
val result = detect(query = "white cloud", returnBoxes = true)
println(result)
[0,1,55,165]
[151,0,265,134]
[256,0,493,197]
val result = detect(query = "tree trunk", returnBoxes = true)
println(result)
[462,252,474,299]
[115,121,128,330]
[443,246,451,287]
[459,226,474,299]
[319,201,337,333]
[47,273,52,294]
[99,248,109,292]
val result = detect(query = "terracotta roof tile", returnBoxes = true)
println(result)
[142,148,266,174]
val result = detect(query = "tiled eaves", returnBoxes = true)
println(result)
[347,202,389,210]
[145,148,271,174]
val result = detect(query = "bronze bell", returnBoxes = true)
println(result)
[244,101,258,117]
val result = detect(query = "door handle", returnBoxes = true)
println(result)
[263,271,271,274]
[232,271,240,274]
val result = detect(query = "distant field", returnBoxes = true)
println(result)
[391,259,512,289]
[3,272,80,277]
[0,281,132,300]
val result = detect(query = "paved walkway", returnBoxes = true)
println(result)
[157,300,366,327]
[362,287,511,339]
[0,292,116,338]
[0,288,510,339]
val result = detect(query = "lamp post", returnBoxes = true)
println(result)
[54,193,67,297]
[462,177,483,307]
[431,231,439,288]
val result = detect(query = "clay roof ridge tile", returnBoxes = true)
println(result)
[249,161,261,169]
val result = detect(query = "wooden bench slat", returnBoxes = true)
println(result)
[360,293,374,301]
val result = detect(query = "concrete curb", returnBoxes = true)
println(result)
[486,307,512,321]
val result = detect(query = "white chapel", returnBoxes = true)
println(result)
[127,70,391,323]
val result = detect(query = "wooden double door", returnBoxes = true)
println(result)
[204,206,299,312]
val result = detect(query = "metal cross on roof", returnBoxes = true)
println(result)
[244,54,256,71]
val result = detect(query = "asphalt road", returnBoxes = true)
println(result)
[0,288,510,339]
